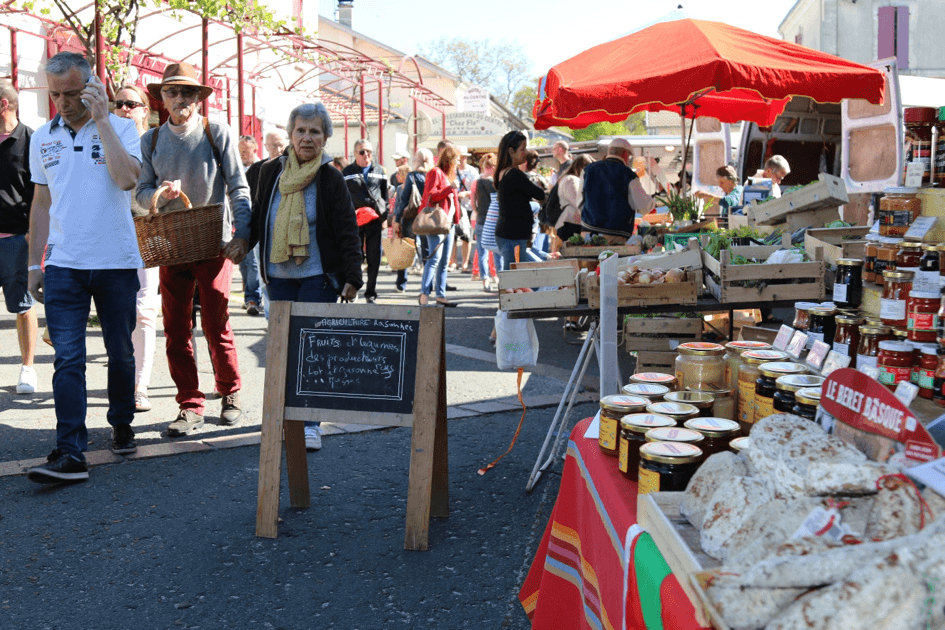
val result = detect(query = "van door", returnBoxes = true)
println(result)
[840,58,903,193]
[690,116,731,195]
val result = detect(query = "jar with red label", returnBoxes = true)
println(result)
[907,291,938,342]
[881,270,913,327]
[877,340,915,390]
[856,325,892,370]
[917,346,938,400]
[875,237,901,286]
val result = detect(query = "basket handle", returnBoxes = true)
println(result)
[149,186,193,216]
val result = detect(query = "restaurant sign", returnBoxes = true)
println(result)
[432,112,511,138]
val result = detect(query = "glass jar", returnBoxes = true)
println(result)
[833,315,863,367]
[864,237,879,284]
[675,342,726,392]
[881,270,913,328]
[621,382,670,402]
[686,385,735,421]
[683,417,741,458]
[774,374,826,413]
[598,394,650,456]
[856,324,892,370]
[637,442,703,494]
[755,362,808,421]
[646,401,700,424]
[628,372,677,390]
[664,391,715,417]
[729,436,750,454]
[644,427,705,449]
[915,244,941,293]
[724,341,771,390]
[737,350,789,433]
[875,237,902,286]
[917,346,938,400]
[618,413,676,481]
[878,188,920,237]
[934,348,945,408]
[892,327,910,342]
[806,307,837,348]
[907,291,939,343]
[793,387,822,421]
[833,258,863,308]
[897,241,922,273]
[877,340,916,390]
[792,302,819,331]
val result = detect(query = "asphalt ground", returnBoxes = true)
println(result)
[0,258,625,629]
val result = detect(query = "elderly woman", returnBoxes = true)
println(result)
[555,154,594,245]
[391,148,434,294]
[250,102,362,451]
[697,165,743,216]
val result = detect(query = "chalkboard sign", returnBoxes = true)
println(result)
[285,315,419,414]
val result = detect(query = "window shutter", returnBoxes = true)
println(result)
[896,6,910,69]
[878,6,895,59]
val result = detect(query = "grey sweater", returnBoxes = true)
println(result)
[135,117,251,244]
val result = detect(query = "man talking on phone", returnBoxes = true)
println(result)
[26,52,143,483]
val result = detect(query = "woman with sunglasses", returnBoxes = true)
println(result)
[494,131,547,270]
[112,85,159,414]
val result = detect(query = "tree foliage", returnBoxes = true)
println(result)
[569,114,648,141]
[510,81,538,120]
[417,37,531,109]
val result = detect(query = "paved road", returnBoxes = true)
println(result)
[0,262,624,628]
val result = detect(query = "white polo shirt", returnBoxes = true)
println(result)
[29,113,143,270]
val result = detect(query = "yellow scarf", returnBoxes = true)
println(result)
[271,147,323,265]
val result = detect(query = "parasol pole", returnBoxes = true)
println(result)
[680,104,688,197]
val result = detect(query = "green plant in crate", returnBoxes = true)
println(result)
[656,189,701,222]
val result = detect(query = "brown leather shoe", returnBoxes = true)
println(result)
[167,409,204,437]
[221,392,242,426]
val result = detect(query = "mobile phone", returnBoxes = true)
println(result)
[81,75,99,110]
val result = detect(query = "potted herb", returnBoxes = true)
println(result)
[657,189,701,225]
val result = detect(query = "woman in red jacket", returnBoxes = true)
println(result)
[418,145,461,306]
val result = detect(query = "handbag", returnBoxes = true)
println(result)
[480,192,501,254]
[413,193,453,236]
[401,174,423,222]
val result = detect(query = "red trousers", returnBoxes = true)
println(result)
[159,253,241,415]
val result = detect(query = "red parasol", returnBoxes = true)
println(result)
[533,18,886,130]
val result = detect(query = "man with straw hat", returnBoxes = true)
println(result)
[135,62,251,438]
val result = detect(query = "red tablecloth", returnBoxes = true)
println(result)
[519,418,707,630]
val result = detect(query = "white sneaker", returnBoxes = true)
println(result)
[16,365,37,394]
[304,425,322,451]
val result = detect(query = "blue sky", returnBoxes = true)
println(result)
[316,0,800,77]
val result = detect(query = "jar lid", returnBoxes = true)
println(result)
[883,270,914,280]
[819,302,837,309]
[621,383,670,398]
[664,391,715,408]
[883,186,919,194]
[921,243,939,251]
[730,436,750,452]
[835,315,864,325]
[639,441,703,465]
[725,340,771,352]
[629,372,677,385]
[859,324,891,335]
[836,258,863,266]
[891,328,910,339]
[809,306,837,316]
[646,401,700,417]
[742,349,789,364]
[645,427,705,443]
[909,291,939,299]
[878,340,914,353]
[899,241,923,249]
[684,417,741,436]
[794,387,822,406]
[600,394,650,413]
[759,361,808,378]
[677,341,726,356]
[686,385,733,397]
[776,374,826,392]
[795,302,820,310]
[620,413,677,432]
[878,236,903,244]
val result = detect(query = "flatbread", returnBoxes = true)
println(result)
[680,451,748,529]
[699,476,772,560]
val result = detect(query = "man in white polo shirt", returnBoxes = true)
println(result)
[26,52,143,484]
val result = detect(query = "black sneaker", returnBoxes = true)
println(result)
[111,424,137,455]
[167,409,204,437]
[26,449,89,484]
[220,392,242,426]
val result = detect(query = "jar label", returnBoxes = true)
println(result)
[754,396,774,422]
[919,369,935,389]
[857,354,878,370]
[908,310,937,331]
[738,380,756,424]
[880,298,906,321]
[878,365,912,386]
[618,436,629,473]
[807,332,824,348]
[638,467,660,495]
[832,341,849,357]
[599,415,618,450]
[833,282,848,303]
[915,270,940,293]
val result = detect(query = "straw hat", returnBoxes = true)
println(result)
[147,63,214,102]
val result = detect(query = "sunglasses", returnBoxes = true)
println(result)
[113,100,145,110]
[358,149,373,155]
[162,87,199,99]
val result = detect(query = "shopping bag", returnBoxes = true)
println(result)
[480,192,501,254]
[494,309,539,370]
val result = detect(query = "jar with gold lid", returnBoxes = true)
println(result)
[807,306,837,349]
[664,391,715,417]
[644,426,705,447]
[628,372,677,389]
[755,362,808,422]
[856,324,893,370]
[598,395,649,456]
[774,374,825,413]
[637,442,703,494]
[793,387,822,421]
[737,350,790,432]
[621,382,670,402]
[724,341,771,391]
[674,342,725,392]
[618,413,676,481]
[833,259,863,309]
[646,401,700,424]
[683,417,741,458]
[729,436,750,453]
[833,315,863,367]
[915,243,941,293]
[881,270,913,328]
[686,384,735,421]
[875,237,902,286]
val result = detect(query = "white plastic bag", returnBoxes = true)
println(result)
[494,310,539,370]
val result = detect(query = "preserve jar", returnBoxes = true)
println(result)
[833,315,863,366]
[915,244,941,293]
[755,362,808,421]
[881,270,913,327]
[934,348,945,407]
[637,442,703,494]
[686,385,735,421]
[644,427,705,450]
[683,417,741,458]
[833,258,863,308]
[806,307,837,348]
[856,324,892,370]
[878,188,920,237]
[897,241,922,273]
[664,391,715,417]
[774,374,826,413]
[875,237,902,285]
[877,341,915,390]
[737,350,789,432]
[793,302,819,331]
[892,327,910,342]
[618,413,676,481]
[628,372,677,390]
[729,436,750,454]
[864,237,879,284]
[646,401,700,424]
[598,394,650,456]
[621,382,670,402]
[917,346,938,400]
[724,341,771,390]
[793,387,822,421]
[907,291,938,342]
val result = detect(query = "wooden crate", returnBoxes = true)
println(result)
[803,226,871,266]
[701,234,825,304]
[497,264,580,312]
[559,243,640,258]
[746,173,849,226]
[625,317,702,352]
[637,492,722,628]
[634,350,677,374]
[585,269,702,309]
[691,571,731,630]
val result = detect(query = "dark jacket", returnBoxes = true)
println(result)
[342,162,389,223]
[0,121,33,234]
[496,168,544,240]
[249,155,363,290]
[580,157,639,238]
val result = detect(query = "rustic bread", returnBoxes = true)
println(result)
[680,451,748,529]
[803,460,890,496]
[705,575,804,630]
[865,474,924,541]
[699,476,772,560]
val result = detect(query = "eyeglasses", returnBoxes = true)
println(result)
[358,149,373,155]
[162,87,199,99]
[113,100,145,110]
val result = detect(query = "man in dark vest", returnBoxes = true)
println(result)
[580,138,655,244]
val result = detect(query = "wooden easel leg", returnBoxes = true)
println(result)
[284,420,310,508]
[430,327,449,518]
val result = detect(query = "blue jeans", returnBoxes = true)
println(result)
[495,236,543,271]
[44,266,139,459]
[239,246,262,305]
[421,229,454,298]
[267,274,337,428]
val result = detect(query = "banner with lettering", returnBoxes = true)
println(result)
[820,368,941,467]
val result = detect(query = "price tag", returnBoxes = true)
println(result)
[773,325,794,351]
[821,351,851,376]
[786,330,808,360]
[905,457,945,497]
[904,216,938,242]
[894,381,919,407]
[905,161,924,187]
[858,364,881,380]
[806,340,831,370]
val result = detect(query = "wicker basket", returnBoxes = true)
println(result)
[382,237,417,270]
[135,187,223,268]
